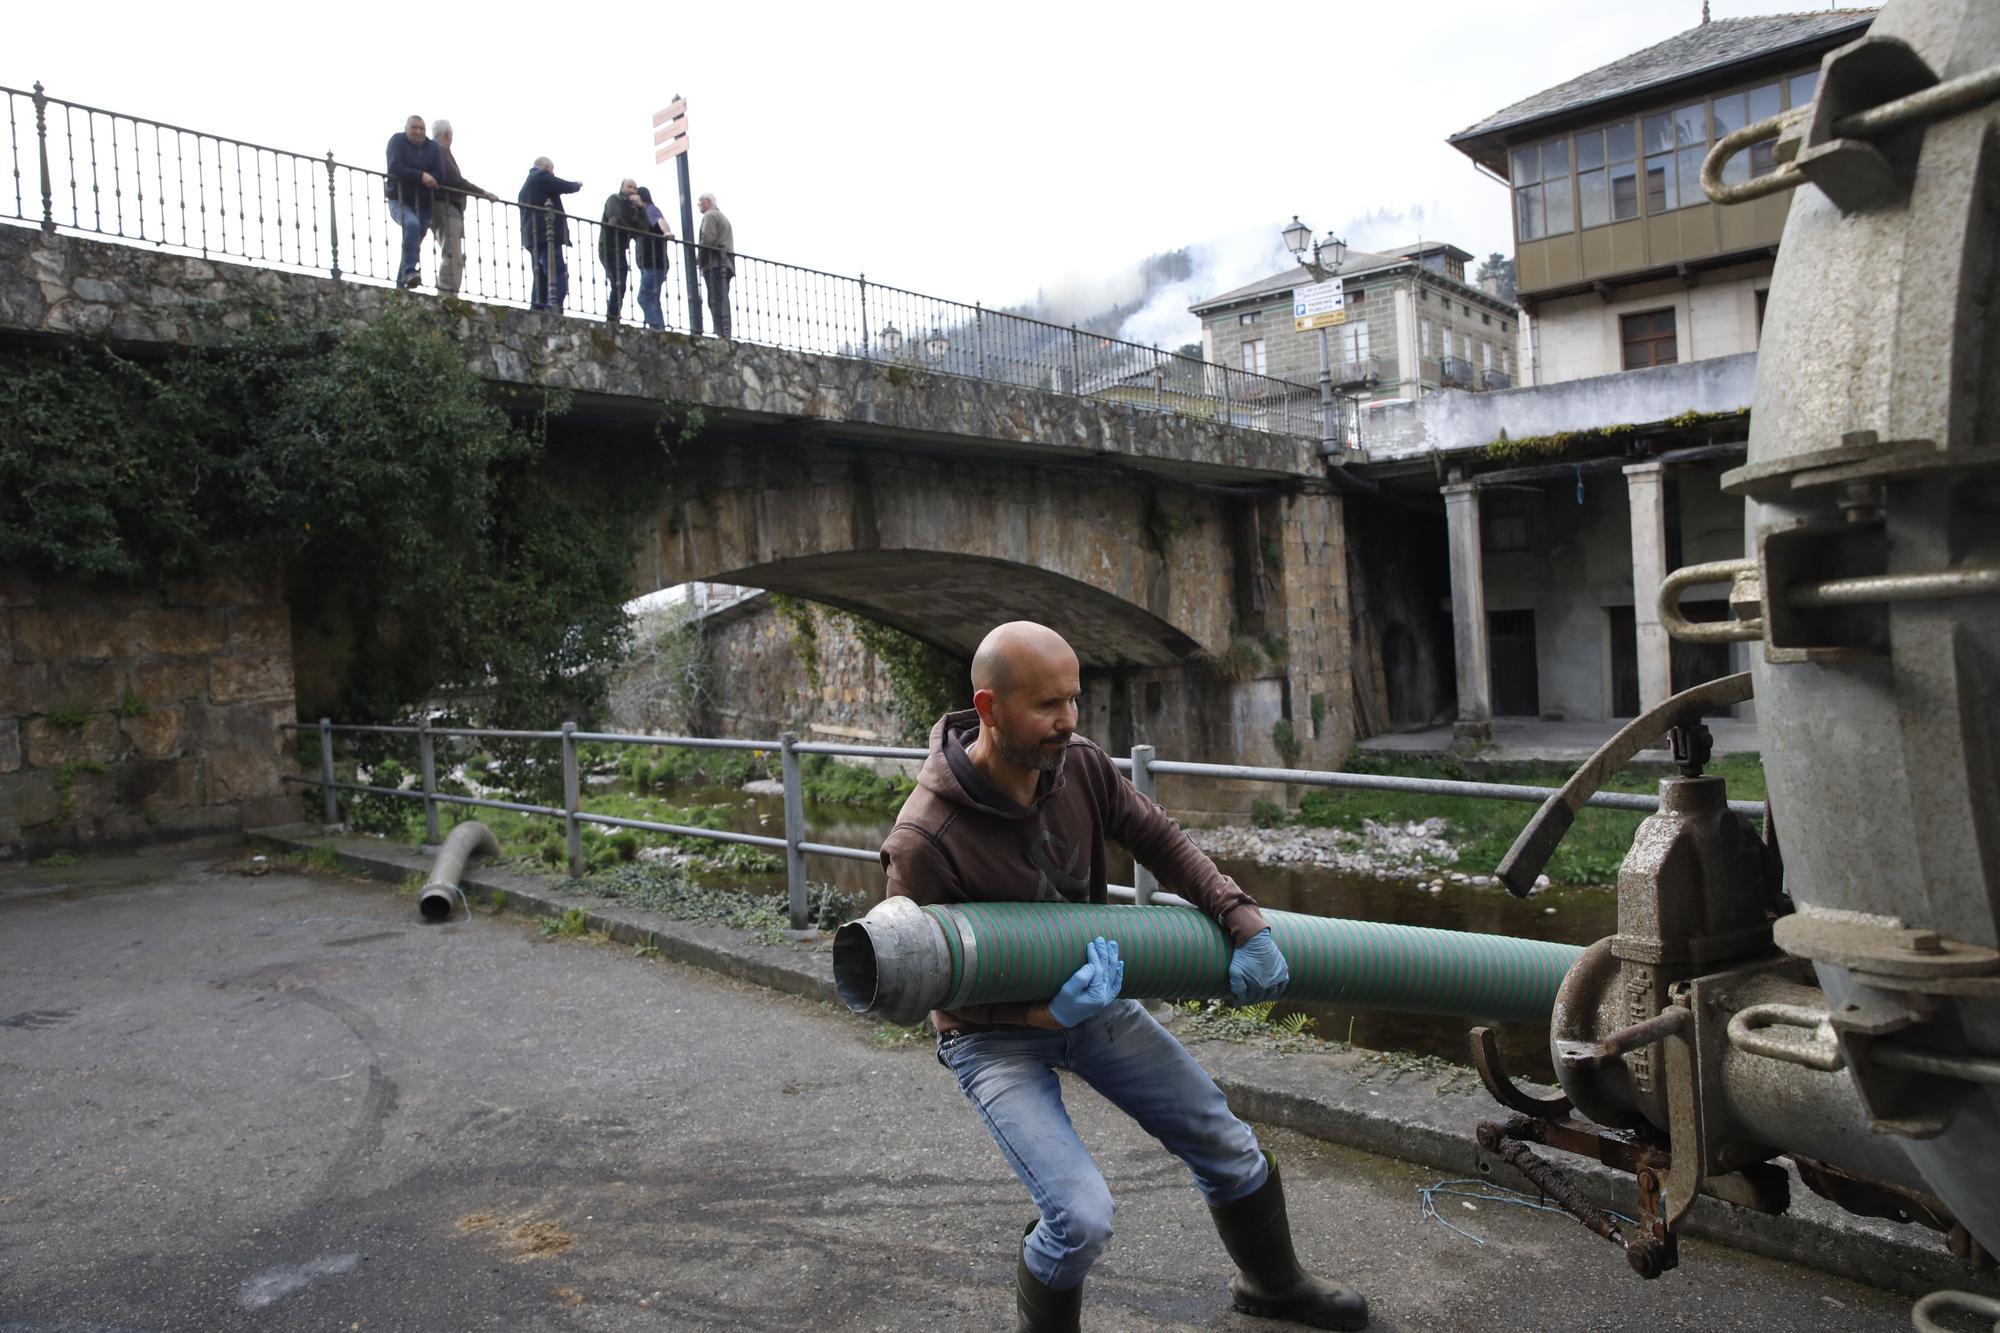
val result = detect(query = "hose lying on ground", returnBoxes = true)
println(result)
[833,897,1582,1027]
[419,820,500,923]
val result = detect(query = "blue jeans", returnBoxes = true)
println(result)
[637,266,666,329]
[388,200,426,283]
[530,248,568,312]
[938,999,1267,1290]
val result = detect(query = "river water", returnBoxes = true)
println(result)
[663,783,1615,1081]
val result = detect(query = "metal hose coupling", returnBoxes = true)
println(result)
[419,820,500,923]
[834,897,1582,1028]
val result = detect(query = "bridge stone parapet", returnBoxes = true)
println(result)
[0,228,1317,482]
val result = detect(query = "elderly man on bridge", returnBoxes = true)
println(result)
[518,158,581,313]
[383,115,443,290]
[427,119,499,297]
[880,621,1370,1332]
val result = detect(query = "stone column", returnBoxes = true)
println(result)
[1624,461,1673,713]
[1442,482,1492,741]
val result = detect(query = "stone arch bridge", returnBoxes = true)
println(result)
[2,228,1356,778]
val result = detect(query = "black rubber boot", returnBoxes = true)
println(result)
[1209,1154,1370,1330]
[1014,1220,1083,1333]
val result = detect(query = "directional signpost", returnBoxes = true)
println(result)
[653,98,701,334]
[1294,277,1346,332]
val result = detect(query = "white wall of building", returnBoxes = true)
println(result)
[1530,261,1772,385]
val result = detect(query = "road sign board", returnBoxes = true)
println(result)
[652,99,686,128]
[654,136,689,164]
[1294,278,1346,331]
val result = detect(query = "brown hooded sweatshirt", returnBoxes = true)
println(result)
[879,709,1270,1033]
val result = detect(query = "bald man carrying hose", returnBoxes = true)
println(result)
[880,622,1369,1331]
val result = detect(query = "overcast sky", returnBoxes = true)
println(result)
[12,1,1862,347]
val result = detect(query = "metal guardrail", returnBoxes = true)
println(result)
[281,718,1763,931]
[1,81,1335,441]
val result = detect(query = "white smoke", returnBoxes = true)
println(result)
[1112,226,1293,351]
[1091,202,1510,352]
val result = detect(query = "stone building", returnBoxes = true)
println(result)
[1336,9,1873,742]
[1190,243,1522,427]
[1447,9,1870,387]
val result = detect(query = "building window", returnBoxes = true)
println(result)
[1460,331,1472,360]
[1349,288,1367,304]
[1711,91,1750,185]
[1621,308,1677,368]
[1482,341,1494,371]
[1747,82,1783,175]
[1421,319,1433,357]
[1239,310,1261,326]
[1241,338,1266,375]
[1338,320,1370,365]
[1642,105,1704,213]
[1515,138,1574,240]
[1481,312,1491,325]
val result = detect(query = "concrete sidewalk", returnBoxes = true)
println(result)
[1358,716,1760,763]
[0,840,1985,1330]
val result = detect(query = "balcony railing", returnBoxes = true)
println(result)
[1440,355,1478,390]
[1335,356,1381,389]
[1,81,1333,442]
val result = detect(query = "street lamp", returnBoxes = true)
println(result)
[924,327,950,361]
[1282,215,1313,259]
[1288,209,1352,456]
[879,322,902,357]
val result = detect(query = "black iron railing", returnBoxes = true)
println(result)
[2,82,1337,441]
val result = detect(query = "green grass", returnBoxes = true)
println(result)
[799,754,914,812]
[397,787,779,876]
[1291,752,1767,888]
[557,862,860,943]
[610,742,768,792]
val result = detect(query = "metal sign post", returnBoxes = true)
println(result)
[1295,278,1347,457]
[653,97,700,335]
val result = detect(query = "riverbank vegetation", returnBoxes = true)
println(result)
[1283,751,1767,887]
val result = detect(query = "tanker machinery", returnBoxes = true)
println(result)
[1464,0,2000,1316]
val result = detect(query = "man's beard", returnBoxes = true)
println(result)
[990,727,1066,774]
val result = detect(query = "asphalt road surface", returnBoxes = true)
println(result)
[0,854,1913,1331]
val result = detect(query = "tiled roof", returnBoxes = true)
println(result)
[1449,10,1875,145]
[1188,247,1408,314]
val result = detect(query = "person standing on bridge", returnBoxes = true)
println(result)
[633,185,673,331]
[519,158,581,313]
[879,621,1370,1333]
[696,192,734,339]
[427,119,499,297]
[383,115,443,291]
[599,179,649,324]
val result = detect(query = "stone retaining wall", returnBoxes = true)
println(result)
[1,572,297,857]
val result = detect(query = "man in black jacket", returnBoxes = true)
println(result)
[384,115,444,290]
[518,158,581,312]
[599,179,649,323]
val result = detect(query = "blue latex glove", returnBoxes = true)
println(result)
[1048,936,1125,1028]
[1229,928,1290,1003]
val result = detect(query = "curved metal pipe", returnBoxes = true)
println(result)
[420,820,500,923]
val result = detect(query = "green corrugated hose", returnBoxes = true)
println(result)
[926,901,1579,1024]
